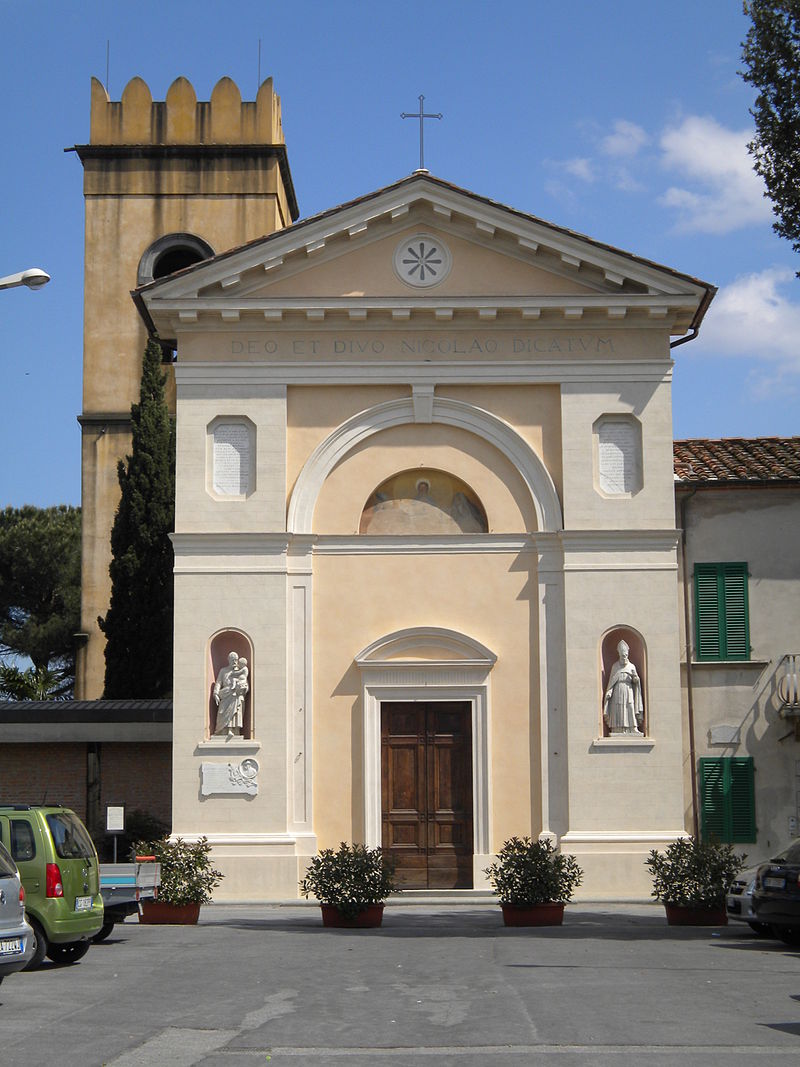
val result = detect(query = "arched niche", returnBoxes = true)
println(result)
[207,630,253,739]
[600,626,647,737]
[360,468,488,534]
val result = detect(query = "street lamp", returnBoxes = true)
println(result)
[0,268,50,291]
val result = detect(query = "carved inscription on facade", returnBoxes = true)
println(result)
[229,334,617,358]
[597,418,640,495]
[213,423,251,496]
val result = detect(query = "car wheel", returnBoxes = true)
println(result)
[46,940,91,966]
[92,920,116,943]
[747,921,774,936]
[23,918,48,971]
[776,927,800,947]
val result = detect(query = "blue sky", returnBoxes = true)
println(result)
[2,0,798,508]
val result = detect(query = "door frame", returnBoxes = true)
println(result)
[367,685,490,863]
[356,635,494,896]
[356,628,495,884]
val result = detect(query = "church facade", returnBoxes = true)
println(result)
[133,156,714,899]
[66,77,732,899]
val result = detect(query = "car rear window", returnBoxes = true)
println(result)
[775,841,800,865]
[0,841,16,878]
[46,812,95,860]
[10,820,36,863]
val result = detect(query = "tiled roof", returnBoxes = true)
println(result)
[674,437,800,484]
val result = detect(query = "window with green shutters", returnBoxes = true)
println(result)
[699,756,756,843]
[694,562,750,660]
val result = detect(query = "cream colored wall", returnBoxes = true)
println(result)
[560,373,675,529]
[263,226,598,299]
[286,385,409,500]
[311,551,536,850]
[174,386,287,533]
[438,385,563,500]
[563,564,684,829]
[171,570,287,834]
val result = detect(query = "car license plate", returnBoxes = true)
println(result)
[74,895,93,912]
[764,877,785,889]
[0,938,22,955]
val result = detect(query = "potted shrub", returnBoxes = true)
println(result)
[646,836,744,925]
[133,836,223,924]
[300,842,398,927]
[484,836,583,926]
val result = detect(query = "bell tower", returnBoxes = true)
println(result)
[73,76,298,698]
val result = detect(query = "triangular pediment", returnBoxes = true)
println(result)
[137,173,714,339]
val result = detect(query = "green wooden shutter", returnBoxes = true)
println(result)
[729,757,756,842]
[699,758,726,839]
[695,565,722,659]
[699,756,755,843]
[721,564,749,660]
[694,562,749,660]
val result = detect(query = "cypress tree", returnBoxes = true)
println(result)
[100,339,175,697]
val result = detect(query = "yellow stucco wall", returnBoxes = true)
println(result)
[311,551,536,850]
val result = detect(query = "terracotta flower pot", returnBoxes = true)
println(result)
[664,903,728,926]
[138,901,201,925]
[319,904,385,928]
[501,902,565,927]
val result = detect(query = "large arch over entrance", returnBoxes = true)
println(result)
[287,396,563,534]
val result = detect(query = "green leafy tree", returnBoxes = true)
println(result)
[99,339,175,698]
[0,504,80,693]
[0,663,70,700]
[741,1,800,268]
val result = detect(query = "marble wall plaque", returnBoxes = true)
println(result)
[200,758,259,796]
[709,724,741,746]
[598,419,639,495]
[213,422,251,495]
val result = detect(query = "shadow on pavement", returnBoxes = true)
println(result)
[192,909,763,942]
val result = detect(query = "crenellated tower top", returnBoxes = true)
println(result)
[89,75,286,146]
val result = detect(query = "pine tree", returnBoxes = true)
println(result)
[100,339,175,697]
[0,504,81,686]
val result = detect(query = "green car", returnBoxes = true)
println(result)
[0,806,103,967]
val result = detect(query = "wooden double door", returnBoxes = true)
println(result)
[381,701,474,889]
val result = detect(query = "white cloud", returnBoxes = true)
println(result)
[601,119,648,158]
[697,268,800,377]
[563,157,595,182]
[658,116,772,234]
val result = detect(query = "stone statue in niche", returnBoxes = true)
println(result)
[213,652,249,736]
[603,640,644,735]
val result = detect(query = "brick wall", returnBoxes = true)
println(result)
[0,741,172,834]
[0,743,88,818]
[99,743,172,827]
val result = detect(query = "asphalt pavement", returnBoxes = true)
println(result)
[1,902,799,1066]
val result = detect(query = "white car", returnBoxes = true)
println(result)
[726,864,772,935]
[0,839,34,986]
